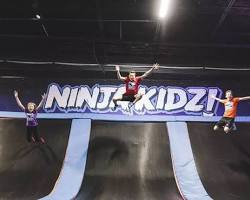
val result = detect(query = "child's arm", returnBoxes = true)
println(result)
[138,63,159,79]
[210,95,225,103]
[239,96,250,101]
[14,90,25,111]
[115,65,126,81]
[36,93,46,111]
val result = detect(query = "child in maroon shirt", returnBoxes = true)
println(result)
[14,90,46,143]
[112,64,159,111]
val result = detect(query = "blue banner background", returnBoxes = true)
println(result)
[1,78,250,117]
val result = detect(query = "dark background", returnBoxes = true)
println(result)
[0,0,250,115]
[0,0,250,78]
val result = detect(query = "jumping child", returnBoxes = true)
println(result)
[14,90,46,143]
[112,63,159,111]
[210,90,250,133]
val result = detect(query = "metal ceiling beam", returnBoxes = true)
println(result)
[2,60,250,71]
[212,0,237,38]
[0,18,156,22]
[119,21,122,40]
[153,21,161,42]
[92,41,105,73]
[41,23,49,37]
[95,0,104,37]
[1,34,250,48]
[152,21,161,63]
[1,5,250,23]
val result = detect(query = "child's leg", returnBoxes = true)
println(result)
[132,94,143,105]
[224,126,231,134]
[112,95,126,110]
[214,118,225,131]
[26,127,33,142]
[224,118,234,134]
[113,97,122,106]
[232,123,237,131]
[32,126,40,142]
[127,94,143,108]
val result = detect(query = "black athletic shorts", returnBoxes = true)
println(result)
[121,94,136,102]
[216,117,235,129]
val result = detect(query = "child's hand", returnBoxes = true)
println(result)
[210,95,215,99]
[41,93,46,99]
[115,65,120,71]
[14,90,18,97]
[153,63,159,70]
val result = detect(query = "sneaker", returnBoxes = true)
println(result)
[125,103,134,113]
[31,137,36,143]
[111,104,118,111]
[226,124,237,133]
[128,103,134,110]
[232,123,237,131]
[40,137,46,144]
[125,106,130,112]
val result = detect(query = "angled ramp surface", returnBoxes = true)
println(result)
[76,122,182,200]
[188,123,250,200]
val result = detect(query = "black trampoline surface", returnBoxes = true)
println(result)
[0,119,71,200]
[188,122,250,200]
[76,121,182,200]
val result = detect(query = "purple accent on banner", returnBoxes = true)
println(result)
[1,111,250,122]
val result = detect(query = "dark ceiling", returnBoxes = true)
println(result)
[0,0,250,78]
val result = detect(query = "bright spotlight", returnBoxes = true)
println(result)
[159,0,171,19]
[35,14,41,19]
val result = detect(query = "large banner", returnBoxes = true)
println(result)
[44,83,221,116]
[1,78,250,118]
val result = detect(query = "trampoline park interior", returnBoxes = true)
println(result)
[1,0,250,200]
